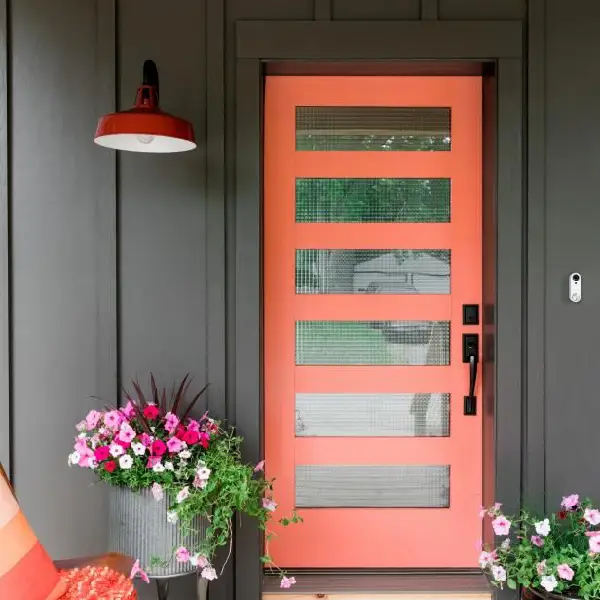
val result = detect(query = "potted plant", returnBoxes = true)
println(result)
[479,495,600,599]
[68,374,301,594]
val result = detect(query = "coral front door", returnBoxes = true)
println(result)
[264,76,482,568]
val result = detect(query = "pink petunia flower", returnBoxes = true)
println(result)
[74,438,89,454]
[139,433,154,447]
[254,460,265,473]
[193,473,208,489]
[109,443,125,458]
[147,456,161,469]
[589,534,600,553]
[190,554,209,568]
[85,410,102,431]
[280,576,296,589]
[531,535,544,547]
[199,432,210,449]
[121,401,136,419]
[492,516,511,536]
[536,560,547,576]
[164,412,179,434]
[201,567,218,581]
[262,498,277,512]
[585,508,600,525]
[151,482,164,502]
[478,506,487,519]
[119,422,136,444]
[130,559,150,584]
[166,437,184,454]
[187,419,201,432]
[478,551,497,568]
[175,547,190,563]
[104,410,123,431]
[176,486,190,504]
[557,564,575,581]
[561,494,580,510]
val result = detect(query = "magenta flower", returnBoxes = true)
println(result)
[130,559,150,584]
[557,564,575,581]
[94,446,110,462]
[175,547,190,563]
[104,410,122,431]
[151,439,167,457]
[166,437,184,454]
[164,412,179,434]
[85,410,102,431]
[531,535,544,547]
[254,460,265,473]
[143,405,160,420]
[280,576,296,589]
[262,497,278,512]
[561,494,580,510]
[492,515,511,536]
[585,508,600,525]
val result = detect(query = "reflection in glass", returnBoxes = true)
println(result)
[296,106,451,151]
[295,321,450,366]
[295,393,450,437]
[296,465,450,508]
[296,249,450,295]
[296,178,451,223]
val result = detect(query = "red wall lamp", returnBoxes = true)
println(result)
[94,60,196,153]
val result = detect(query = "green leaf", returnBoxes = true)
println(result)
[507,580,517,590]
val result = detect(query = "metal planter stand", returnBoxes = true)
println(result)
[108,486,208,599]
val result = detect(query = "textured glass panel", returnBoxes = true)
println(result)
[296,250,450,294]
[296,393,450,437]
[296,465,450,508]
[296,107,451,151]
[296,321,450,365]
[296,178,450,223]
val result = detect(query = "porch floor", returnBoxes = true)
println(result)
[263,572,492,599]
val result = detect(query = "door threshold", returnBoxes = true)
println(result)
[263,572,492,598]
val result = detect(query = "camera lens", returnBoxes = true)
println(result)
[573,274,580,282]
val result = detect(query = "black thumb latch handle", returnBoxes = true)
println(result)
[464,352,479,416]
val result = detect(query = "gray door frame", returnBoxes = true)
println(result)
[233,20,525,600]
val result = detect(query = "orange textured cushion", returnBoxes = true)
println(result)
[0,464,62,599]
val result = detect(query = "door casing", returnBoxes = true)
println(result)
[232,20,524,600]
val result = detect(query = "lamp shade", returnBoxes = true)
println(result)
[94,60,196,153]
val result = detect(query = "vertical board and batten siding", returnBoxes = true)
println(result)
[2,0,599,598]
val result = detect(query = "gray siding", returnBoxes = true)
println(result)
[1,0,598,599]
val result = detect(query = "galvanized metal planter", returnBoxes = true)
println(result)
[108,486,206,579]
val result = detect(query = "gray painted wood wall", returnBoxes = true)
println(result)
[2,0,600,598]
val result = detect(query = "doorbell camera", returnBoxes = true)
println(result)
[569,272,582,303]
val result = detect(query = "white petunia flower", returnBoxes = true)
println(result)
[119,455,133,469]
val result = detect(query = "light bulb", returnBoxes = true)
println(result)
[137,134,155,145]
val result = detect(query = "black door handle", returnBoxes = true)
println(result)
[463,334,479,416]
